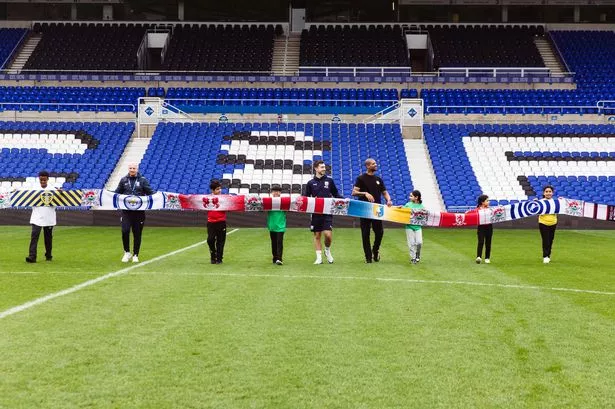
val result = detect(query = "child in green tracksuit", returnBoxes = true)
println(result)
[267,186,286,265]
[402,190,425,264]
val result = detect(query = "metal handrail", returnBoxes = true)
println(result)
[425,104,607,115]
[0,102,136,111]
[164,97,398,105]
[438,67,551,78]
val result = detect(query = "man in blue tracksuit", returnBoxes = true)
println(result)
[303,160,342,265]
[114,163,153,263]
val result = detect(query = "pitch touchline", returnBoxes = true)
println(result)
[130,271,615,296]
[0,229,239,320]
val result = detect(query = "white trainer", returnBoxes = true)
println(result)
[121,252,131,263]
[324,249,334,264]
[484,259,491,264]
[475,257,481,264]
[313,258,322,265]
[132,255,139,263]
[543,257,550,264]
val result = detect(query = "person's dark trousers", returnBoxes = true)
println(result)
[269,231,284,262]
[121,210,146,256]
[539,223,557,257]
[207,221,227,263]
[29,224,53,261]
[476,224,493,259]
[360,218,384,261]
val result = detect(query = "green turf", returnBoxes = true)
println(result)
[1,226,614,408]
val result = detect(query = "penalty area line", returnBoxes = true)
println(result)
[0,229,239,320]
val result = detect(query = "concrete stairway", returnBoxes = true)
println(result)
[534,37,567,76]
[404,139,445,211]
[105,137,152,190]
[8,33,41,74]
[271,33,301,76]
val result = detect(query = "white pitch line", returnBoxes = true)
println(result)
[127,271,615,297]
[0,229,239,320]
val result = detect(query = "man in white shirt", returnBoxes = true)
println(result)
[25,170,56,263]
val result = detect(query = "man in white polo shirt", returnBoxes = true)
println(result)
[25,170,56,263]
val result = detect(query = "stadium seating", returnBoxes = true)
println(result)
[423,30,615,114]
[0,121,133,190]
[429,25,545,69]
[0,86,145,112]
[0,28,27,69]
[25,24,146,71]
[299,25,410,71]
[161,24,276,74]
[164,87,401,114]
[140,122,412,203]
[426,123,615,209]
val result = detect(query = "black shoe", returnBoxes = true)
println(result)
[25,257,36,263]
[365,259,372,264]
[275,260,283,265]
[211,259,217,264]
[46,256,53,261]
[216,260,223,264]
[373,249,380,262]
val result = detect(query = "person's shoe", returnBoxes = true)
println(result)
[121,252,131,263]
[45,256,53,261]
[275,260,283,265]
[475,257,481,264]
[324,249,334,264]
[132,255,139,263]
[216,259,223,264]
[415,258,420,263]
[411,258,418,264]
[365,259,372,264]
[313,258,323,265]
[211,258,217,264]
[25,256,36,263]
[543,257,550,264]
[373,249,380,262]
[484,259,491,264]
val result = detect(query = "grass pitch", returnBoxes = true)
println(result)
[1,226,614,408]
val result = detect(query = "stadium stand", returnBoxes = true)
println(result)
[422,30,615,114]
[425,124,615,209]
[160,24,277,74]
[25,24,146,71]
[0,86,145,112]
[139,122,412,203]
[429,25,545,69]
[163,87,401,114]
[0,28,27,69]
[0,122,133,190]
[299,25,410,71]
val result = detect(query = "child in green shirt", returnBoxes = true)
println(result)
[402,190,425,264]
[267,186,287,265]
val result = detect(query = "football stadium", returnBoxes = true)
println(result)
[1,1,614,407]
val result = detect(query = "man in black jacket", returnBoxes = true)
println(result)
[115,163,154,263]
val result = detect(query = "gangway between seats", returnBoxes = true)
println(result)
[137,97,196,137]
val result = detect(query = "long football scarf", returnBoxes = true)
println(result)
[1,190,614,226]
